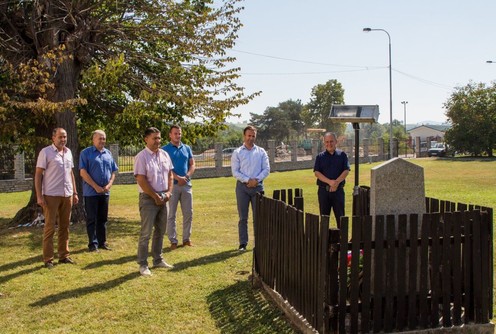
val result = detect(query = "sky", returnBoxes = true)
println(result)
[225,0,496,126]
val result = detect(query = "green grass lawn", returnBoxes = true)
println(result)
[0,158,495,333]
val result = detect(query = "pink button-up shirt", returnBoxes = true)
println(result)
[133,147,173,193]
[36,144,74,197]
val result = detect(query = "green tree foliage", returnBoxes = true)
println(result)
[0,0,254,148]
[0,0,255,223]
[444,82,496,157]
[360,123,385,141]
[303,79,346,135]
[249,99,304,142]
[191,123,244,153]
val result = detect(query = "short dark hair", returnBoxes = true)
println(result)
[243,125,257,135]
[169,124,181,133]
[144,127,160,137]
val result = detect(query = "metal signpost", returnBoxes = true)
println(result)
[329,104,379,215]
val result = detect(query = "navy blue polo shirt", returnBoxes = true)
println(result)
[313,149,350,188]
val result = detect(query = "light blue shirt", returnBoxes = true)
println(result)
[231,144,270,184]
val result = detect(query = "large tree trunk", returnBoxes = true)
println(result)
[10,59,86,226]
[53,60,85,224]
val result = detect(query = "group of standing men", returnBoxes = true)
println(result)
[34,125,349,275]
[35,128,119,268]
[34,125,195,274]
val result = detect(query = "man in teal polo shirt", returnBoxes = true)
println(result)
[162,125,196,249]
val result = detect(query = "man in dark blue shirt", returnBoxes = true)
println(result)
[313,132,350,227]
[80,130,118,252]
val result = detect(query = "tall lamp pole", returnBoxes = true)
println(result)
[363,27,393,159]
[401,101,408,132]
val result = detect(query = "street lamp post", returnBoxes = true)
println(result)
[363,27,393,159]
[401,101,408,132]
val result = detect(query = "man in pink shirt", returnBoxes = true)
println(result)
[35,128,78,269]
[134,127,174,276]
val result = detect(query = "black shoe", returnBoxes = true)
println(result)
[59,257,75,264]
[44,261,54,269]
[238,244,247,251]
[88,246,99,252]
[100,243,112,251]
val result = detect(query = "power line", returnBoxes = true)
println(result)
[239,67,385,76]
[232,49,454,90]
[231,49,382,69]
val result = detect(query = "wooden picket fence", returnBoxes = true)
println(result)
[253,189,493,333]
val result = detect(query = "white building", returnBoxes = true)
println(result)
[407,124,450,143]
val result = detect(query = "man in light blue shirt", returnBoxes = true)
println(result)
[231,125,270,251]
[162,125,195,249]
[80,130,118,252]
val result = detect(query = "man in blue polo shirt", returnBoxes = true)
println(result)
[314,132,350,227]
[162,125,196,249]
[80,130,118,252]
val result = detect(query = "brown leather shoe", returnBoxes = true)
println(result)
[59,257,75,264]
[182,241,193,247]
[170,243,178,250]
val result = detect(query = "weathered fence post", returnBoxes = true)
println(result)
[290,140,298,162]
[13,145,25,181]
[311,139,319,160]
[267,140,275,165]
[214,142,223,169]
[109,143,119,166]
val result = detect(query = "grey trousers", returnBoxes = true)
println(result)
[167,184,193,244]
[137,193,168,266]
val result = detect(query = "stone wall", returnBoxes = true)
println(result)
[0,179,33,193]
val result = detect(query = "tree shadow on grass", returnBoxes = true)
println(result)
[0,248,88,284]
[207,280,297,334]
[29,271,138,307]
[83,249,242,271]
[0,254,40,273]
[82,255,136,270]
[0,264,42,285]
[170,249,243,272]
[1,217,140,246]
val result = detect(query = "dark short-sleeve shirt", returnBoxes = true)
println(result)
[313,149,350,188]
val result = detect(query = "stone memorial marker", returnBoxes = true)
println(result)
[369,158,426,292]
[370,157,425,219]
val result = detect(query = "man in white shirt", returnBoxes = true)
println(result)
[35,128,78,269]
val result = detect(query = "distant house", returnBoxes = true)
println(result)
[407,124,451,143]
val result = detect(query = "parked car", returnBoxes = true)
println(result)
[221,147,237,157]
[427,143,447,157]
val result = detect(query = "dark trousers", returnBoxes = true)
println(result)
[317,187,345,227]
[84,195,110,249]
